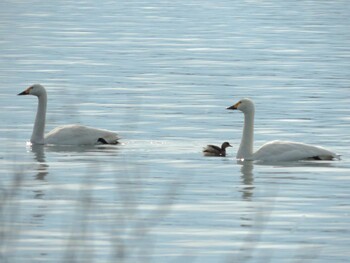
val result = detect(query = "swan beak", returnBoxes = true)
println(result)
[18,88,31,95]
[227,101,240,110]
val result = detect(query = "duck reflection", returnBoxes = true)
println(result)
[238,160,255,201]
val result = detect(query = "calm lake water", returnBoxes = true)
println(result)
[1,1,350,262]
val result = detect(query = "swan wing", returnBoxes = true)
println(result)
[253,140,339,162]
[45,124,119,145]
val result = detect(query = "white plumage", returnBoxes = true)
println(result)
[253,140,338,162]
[45,124,119,145]
[227,98,339,162]
[18,84,119,145]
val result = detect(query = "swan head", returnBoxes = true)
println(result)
[18,84,46,97]
[227,98,255,114]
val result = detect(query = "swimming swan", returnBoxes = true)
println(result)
[227,98,339,162]
[18,84,119,145]
[203,142,232,157]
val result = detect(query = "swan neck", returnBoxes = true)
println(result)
[31,93,47,144]
[237,110,254,160]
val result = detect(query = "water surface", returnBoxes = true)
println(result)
[1,1,350,262]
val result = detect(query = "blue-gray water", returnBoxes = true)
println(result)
[1,1,350,262]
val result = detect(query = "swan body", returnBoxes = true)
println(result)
[227,98,339,162]
[18,84,119,145]
[203,142,232,157]
[254,140,338,162]
[45,124,119,145]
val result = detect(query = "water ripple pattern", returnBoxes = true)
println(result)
[1,1,350,262]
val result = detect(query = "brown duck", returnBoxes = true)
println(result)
[203,142,232,157]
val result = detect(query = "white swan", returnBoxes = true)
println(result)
[227,98,339,162]
[18,84,119,145]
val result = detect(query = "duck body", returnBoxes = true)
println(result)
[203,142,232,157]
[18,84,119,145]
[227,98,339,162]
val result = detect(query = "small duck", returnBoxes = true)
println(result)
[203,142,232,157]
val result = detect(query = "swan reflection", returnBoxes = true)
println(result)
[30,144,49,181]
[238,160,255,201]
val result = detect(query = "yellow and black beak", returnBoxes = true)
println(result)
[227,101,240,110]
[18,87,31,95]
